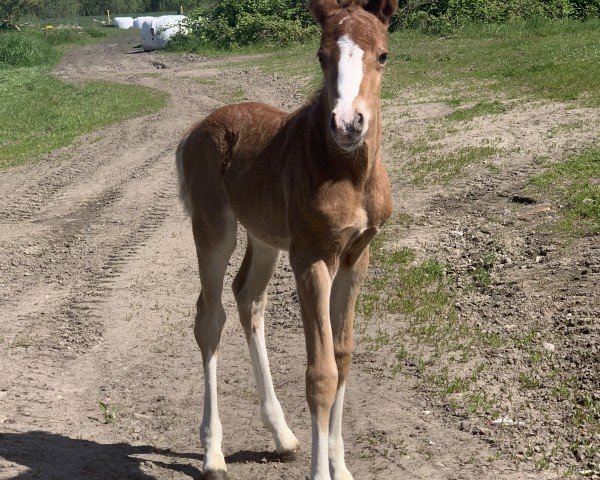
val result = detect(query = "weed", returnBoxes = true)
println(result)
[518,372,541,389]
[393,344,409,373]
[467,391,498,416]
[98,401,119,424]
[470,251,496,290]
[225,86,246,104]
[195,77,218,86]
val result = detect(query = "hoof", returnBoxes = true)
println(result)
[277,448,301,463]
[203,470,228,480]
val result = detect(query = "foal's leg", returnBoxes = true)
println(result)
[328,249,369,480]
[232,235,300,455]
[291,249,338,480]
[192,211,237,479]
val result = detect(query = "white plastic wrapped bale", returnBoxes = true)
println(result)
[141,19,158,51]
[112,17,134,29]
[133,16,154,29]
[140,15,187,51]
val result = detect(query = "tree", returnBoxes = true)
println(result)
[1,0,39,21]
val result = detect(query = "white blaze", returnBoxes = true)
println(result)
[334,35,364,126]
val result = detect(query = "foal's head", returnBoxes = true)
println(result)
[309,0,398,151]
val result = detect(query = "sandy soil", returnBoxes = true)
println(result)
[0,33,596,479]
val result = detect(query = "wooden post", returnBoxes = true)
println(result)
[107,10,111,24]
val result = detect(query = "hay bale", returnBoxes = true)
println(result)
[140,15,187,52]
[133,16,154,29]
[113,17,134,29]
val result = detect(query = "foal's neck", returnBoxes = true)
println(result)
[311,88,382,185]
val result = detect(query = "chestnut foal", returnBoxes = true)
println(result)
[176,1,397,478]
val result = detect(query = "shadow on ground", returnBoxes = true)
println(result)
[0,431,295,479]
[0,430,203,479]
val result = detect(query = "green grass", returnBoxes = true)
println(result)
[0,69,168,169]
[0,31,59,67]
[530,146,600,235]
[356,224,506,418]
[237,18,600,106]
[445,101,509,122]
[404,146,498,185]
[383,19,600,105]
[358,215,599,472]
[0,29,167,169]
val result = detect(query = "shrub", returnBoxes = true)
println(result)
[393,0,600,32]
[173,0,318,49]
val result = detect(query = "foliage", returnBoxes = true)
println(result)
[0,0,38,22]
[2,0,208,20]
[173,0,318,49]
[394,0,600,33]
[98,401,119,424]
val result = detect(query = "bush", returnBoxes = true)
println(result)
[393,0,600,32]
[0,31,59,67]
[169,0,600,50]
[173,0,318,49]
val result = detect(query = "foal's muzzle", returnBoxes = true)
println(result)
[329,110,365,150]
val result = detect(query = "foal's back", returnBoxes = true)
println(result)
[178,101,303,248]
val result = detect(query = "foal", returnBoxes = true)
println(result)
[176,0,397,478]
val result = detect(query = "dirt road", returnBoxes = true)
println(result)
[0,33,590,479]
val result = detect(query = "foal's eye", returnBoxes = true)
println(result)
[317,50,326,68]
[377,52,388,66]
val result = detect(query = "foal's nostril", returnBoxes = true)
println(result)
[356,113,364,128]
[330,113,337,133]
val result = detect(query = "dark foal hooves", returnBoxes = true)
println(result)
[203,470,228,480]
[277,449,301,463]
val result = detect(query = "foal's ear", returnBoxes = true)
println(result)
[308,0,341,24]
[361,0,398,25]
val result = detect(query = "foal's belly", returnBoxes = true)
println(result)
[225,180,291,251]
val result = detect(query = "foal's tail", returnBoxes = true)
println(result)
[176,134,192,217]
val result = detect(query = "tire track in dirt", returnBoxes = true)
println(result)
[52,174,177,353]
[0,142,173,307]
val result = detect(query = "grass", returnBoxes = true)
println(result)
[445,101,509,122]
[357,215,599,472]
[383,19,600,106]
[0,28,167,169]
[234,18,600,106]
[404,146,498,185]
[530,146,600,235]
